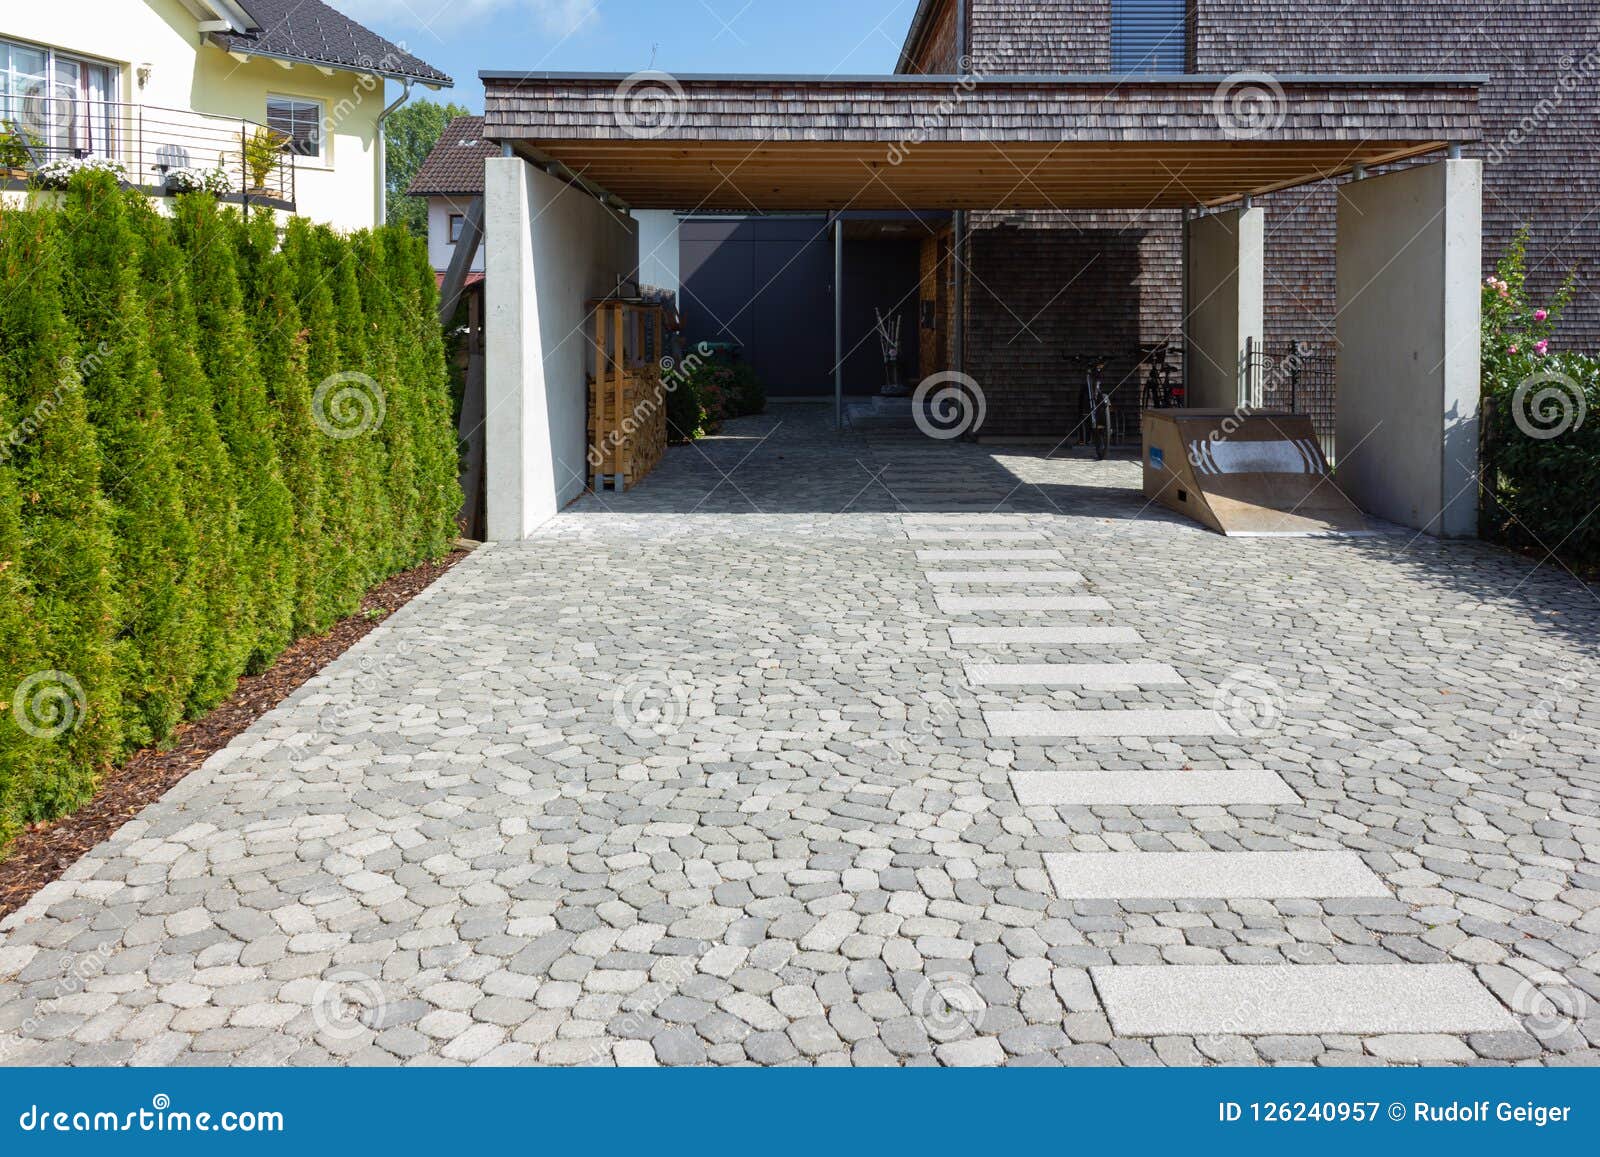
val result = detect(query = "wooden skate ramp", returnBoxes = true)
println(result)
[1142,410,1370,536]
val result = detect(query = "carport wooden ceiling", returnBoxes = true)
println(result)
[481,72,1482,212]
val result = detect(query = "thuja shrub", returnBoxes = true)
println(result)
[0,180,460,850]
[0,205,119,835]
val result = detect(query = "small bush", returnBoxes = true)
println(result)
[1480,231,1599,568]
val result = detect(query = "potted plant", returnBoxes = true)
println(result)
[164,165,232,196]
[33,155,128,189]
[243,126,287,195]
[0,128,40,179]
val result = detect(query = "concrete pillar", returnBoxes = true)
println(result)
[1335,160,1482,538]
[1184,206,1264,409]
[484,156,639,540]
[634,209,680,296]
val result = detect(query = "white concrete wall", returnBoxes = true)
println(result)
[5,0,390,231]
[427,194,485,274]
[1336,160,1482,537]
[485,156,639,539]
[634,209,680,295]
[1184,206,1264,409]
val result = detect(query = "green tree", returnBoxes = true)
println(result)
[173,193,296,670]
[244,211,326,634]
[125,194,246,711]
[58,172,199,749]
[385,98,472,237]
[0,384,41,845]
[0,206,119,819]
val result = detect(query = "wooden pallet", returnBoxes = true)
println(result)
[588,300,667,491]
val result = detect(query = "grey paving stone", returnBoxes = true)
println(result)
[1011,768,1296,807]
[1044,852,1391,900]
[1092,965,1522,1036]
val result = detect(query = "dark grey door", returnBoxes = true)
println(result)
[680,216,836,395]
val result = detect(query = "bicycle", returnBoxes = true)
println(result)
[1137,342,1185,410]
[1068,352,1116,460]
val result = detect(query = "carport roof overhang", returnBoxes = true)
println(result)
[479,71,1482,212]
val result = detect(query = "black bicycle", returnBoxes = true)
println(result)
[1068,352,1116,460]
[1138,342,1185,410]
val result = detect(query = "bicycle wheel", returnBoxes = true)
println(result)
[1093,399,1111,460]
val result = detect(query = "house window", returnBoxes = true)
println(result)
[266,96,323,159]
[0,37,119,159]
[448,212,465,244]
[1110,0,1190,73]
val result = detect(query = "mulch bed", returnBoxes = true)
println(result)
[0,547,472,922]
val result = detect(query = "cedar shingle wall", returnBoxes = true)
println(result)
[906,0,961,73]
[955,1,1600,435]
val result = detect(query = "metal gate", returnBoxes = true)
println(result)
[1243,338,1338,462]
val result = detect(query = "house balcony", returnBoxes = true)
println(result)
[0,95,296,210]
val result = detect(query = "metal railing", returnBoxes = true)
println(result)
[0,94,295,205]
[1243,336,1338,462]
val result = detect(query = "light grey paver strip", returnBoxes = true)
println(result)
[986,709,1227,737]
[951,627,1140,646]
[965,662,1181,686]
[1043,851,1390,899]
[904,530,1046,542]
[924,570,1086,585]
[1011,767,1299,806]
[937,595,1111,613]
[1091,965,1521,1036]
[916,549,1065,562]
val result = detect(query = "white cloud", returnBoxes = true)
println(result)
[335,0,600,38]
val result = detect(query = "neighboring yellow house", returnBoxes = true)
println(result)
[0,0,452,231]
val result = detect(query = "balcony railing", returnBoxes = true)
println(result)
[0,95,295,206]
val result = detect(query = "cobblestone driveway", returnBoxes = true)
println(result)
[2,403,1596,1066]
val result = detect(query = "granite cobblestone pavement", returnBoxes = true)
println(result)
[1,402,1596,1067]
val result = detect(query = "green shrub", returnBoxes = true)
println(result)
[58,172,198,749]
[664,374,705,444]
[0,207,119,824]
[173,192,296,670]
[1480,232,1599,568]
[124,194,245,710]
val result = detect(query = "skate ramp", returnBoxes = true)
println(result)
[1142,410,1370,536]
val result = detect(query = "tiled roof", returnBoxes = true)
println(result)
[211,0,453,86]
[407,116,495,196]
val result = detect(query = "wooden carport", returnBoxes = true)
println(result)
[472,70,1485,540]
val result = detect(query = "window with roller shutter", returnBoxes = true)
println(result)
[1110,0,1191,73]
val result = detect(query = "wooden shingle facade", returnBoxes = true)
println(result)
[899,1,1594,433]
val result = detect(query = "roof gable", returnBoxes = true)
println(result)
[209,0,453,86]
[407,115,495,196]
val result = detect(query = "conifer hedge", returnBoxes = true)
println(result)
[0,172,461,849]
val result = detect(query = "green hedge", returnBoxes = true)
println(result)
[1480,230,1599,569]
[1482,354,1600,567]
[0,173,461,849]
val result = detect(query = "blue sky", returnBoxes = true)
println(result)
[337,0,921,112]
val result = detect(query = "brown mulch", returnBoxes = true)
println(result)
[0,547,473,922]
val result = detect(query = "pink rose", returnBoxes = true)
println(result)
[1535,340,1549,355]
[1509,344,1519,354]
[1534,309,1548,322]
